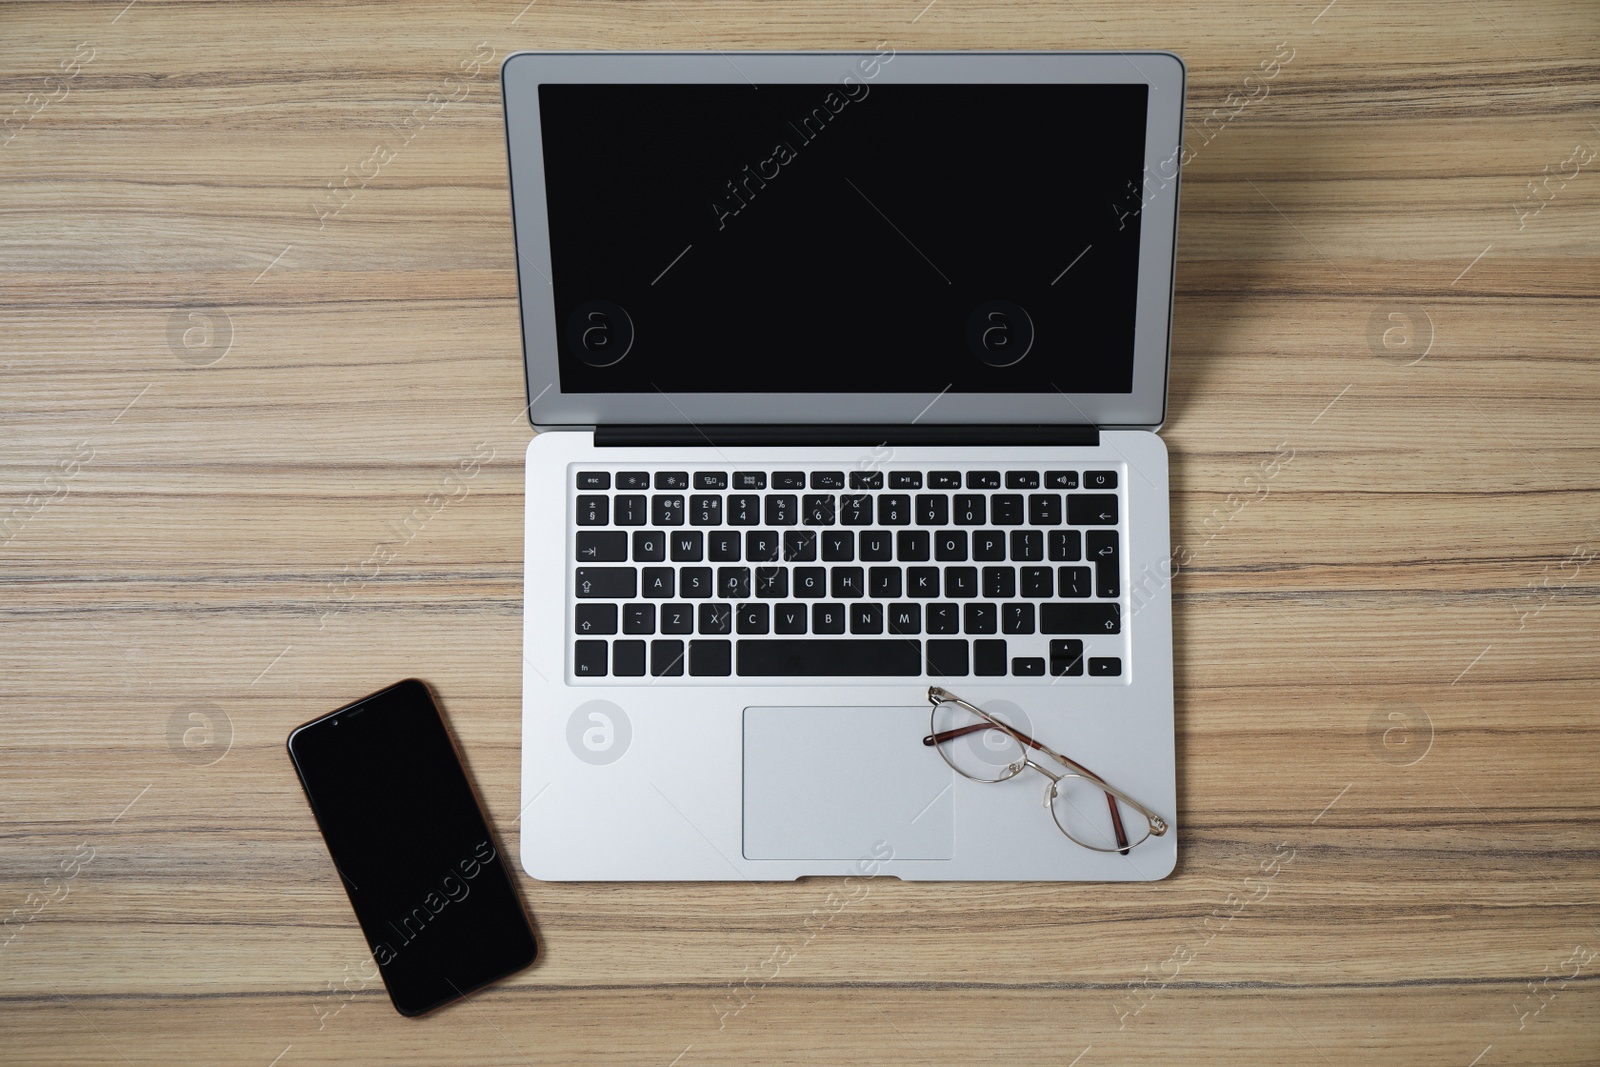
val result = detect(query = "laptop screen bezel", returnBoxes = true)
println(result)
[502,50,1185,431]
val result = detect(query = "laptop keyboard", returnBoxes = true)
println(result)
[567,464,1128,681]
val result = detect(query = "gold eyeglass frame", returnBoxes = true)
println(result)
[922,686,1169,854]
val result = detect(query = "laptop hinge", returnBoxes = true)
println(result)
[593,424,1099,448]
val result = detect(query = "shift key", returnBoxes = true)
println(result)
[575,567,637,598]
[1040,603,1121,634]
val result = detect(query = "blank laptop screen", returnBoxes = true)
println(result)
[536,82,1150,394]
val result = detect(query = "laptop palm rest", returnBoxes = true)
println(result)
[743,706,955,861]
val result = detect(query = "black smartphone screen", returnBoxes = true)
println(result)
[286,679,536,1016]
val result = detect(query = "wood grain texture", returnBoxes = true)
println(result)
[3,0,1598,1063]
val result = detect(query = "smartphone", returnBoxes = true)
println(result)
[286,679,537,1016]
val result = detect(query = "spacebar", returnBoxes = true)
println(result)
[737,640,922,677]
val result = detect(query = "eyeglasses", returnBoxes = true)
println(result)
[922,686,1168,854]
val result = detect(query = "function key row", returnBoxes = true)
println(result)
[577,469,1118,492]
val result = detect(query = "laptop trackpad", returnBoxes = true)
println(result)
[743,706,954,861]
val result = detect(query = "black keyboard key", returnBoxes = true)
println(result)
[576,471,610,490]
[655,471,689,490]
[840,495,874,525]
[614,495,647,526]
[641,567,674,598]
[1088,530,1120,597]
[737,639,921,676]
[765,495,797,526]
[1090,656,1122,676]
[897,530,931,561]
[803,494,836,526]
[1011,530,1043,561]
[953,494,986,525]
[745,530,780,562]
[613,640,646,676]
[1027,494,1061,526]
[1084,470,1118,490]
[1059,566,1091,598]
[794,567,826,597]
[811,471,846,489]
[888,603,921,634]
[889,471,923,489]
[575,567,635,598]
[1068,494,1118,525]
[1012,656,1045,676]
[733,471,767,490]
[935,530,968,562]
[1041,603,1121,634]
[680,567,713,598]
[973,531,1006,561]
[574,603,617,635]
[868,566,902,598]
[850,603,884,634]
[907,567,940,598]
[670,531,704,562]
[974,639,1007,676]
[737,603,770,634]
[773,603,807,633]
[698,603,732,634]
[660,604,693,634]
[576,531,627,562]
[813,603,847,634]
[773,471,806,490]
[755,566,787,598]
[690,495,722,526]
[690,640,732,676]
[718,567,751,599]
[859,531,893,562]
[623,603,655,634]
[964,603,997,634]
[1021,567,1053,598]
[1049,639,1084,676]
[878,494,911,526]
[945,567,978,598]
[652,495,685,526]
[633,530,665,562]
[651,639,685,676]
[1049,529,1082,561]
[1045,470,1078,489]
[831,567,865,598]
[727,495,761,525]
[982,566,1016,598]
[991,495,1024,525]
[927,639,969,676]
[850,471,884,489]
[927,603,959,634]
[916,494,949,526]
[617,471,650,490]
[966,470,1001,489]
[576,495,609,526]
[574,640,607,677]
[694,471,727,490]
[926,471,960,489]
[707,531,739,562]
[822,531,854,561]
[1005,471,1040,490]
[784,530,817,562]
[1001,602,1035,634]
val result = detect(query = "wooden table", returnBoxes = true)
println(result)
[4,2,1597,1063]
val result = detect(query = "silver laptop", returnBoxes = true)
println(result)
[504,50,1184,881]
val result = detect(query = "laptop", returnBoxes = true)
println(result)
[504,50,1184,881]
